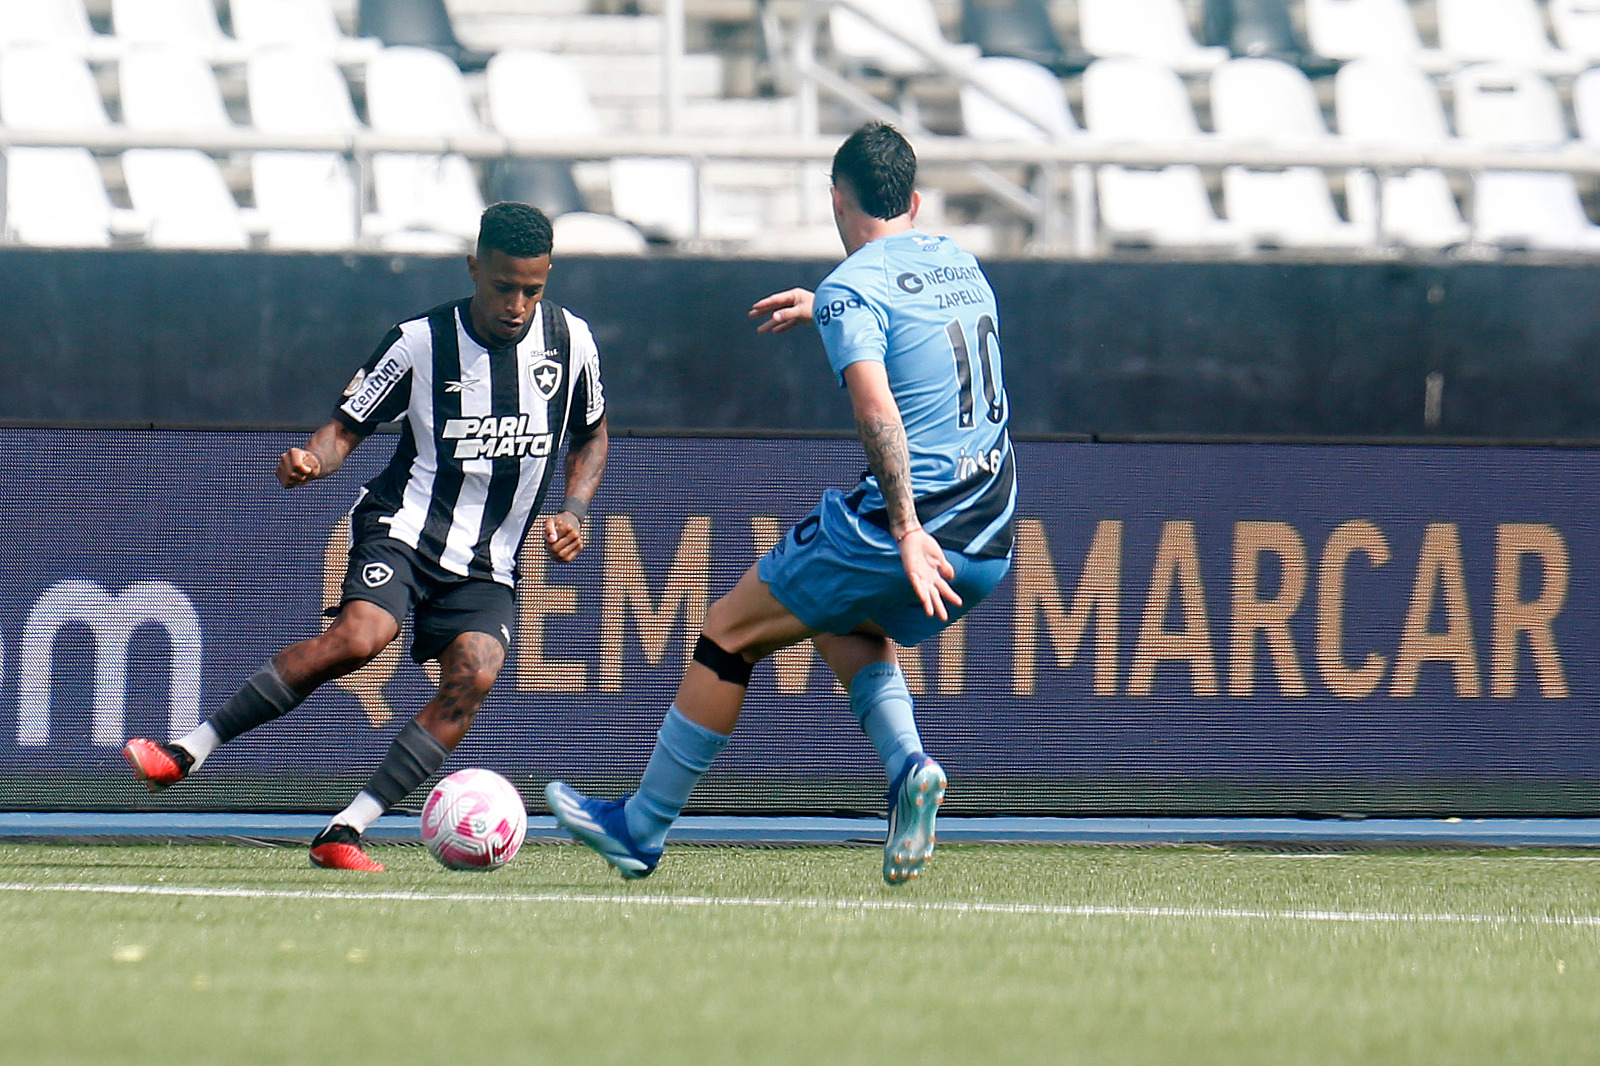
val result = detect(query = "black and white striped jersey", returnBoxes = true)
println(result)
[331,298,605,588]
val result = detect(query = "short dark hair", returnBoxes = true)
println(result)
[830,122,916,220]
[477,201,553,259]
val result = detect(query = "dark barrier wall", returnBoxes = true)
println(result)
[6,249,1600,437]
[2,427,1597,817]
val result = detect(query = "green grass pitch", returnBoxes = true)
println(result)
[3,841,1599,1065]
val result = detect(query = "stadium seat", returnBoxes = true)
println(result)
[1436,0,1582,73]
[1550,0,1600,58]
[1078,0,1228,73]
[827,0,981,78]
[364,45,486,248]
[118,44,250,248]
[246,46,362,249]
[958,0,1080,74]
[1210,58,1367,248]
[552,211,650,254]
[483,50,590,218]
[110,0,248,63]
[608,157,699,242]
[1304,0,1451,71]
[231,0,383,65]
[1453,62,1600,250]
[0,0,118,61]
[960,55,1078,140]
[0,43,121,246]
[1573,66,1600,141]
[357,0,493,70]
[1334,59,1470,248]
[1080,57,1244,248]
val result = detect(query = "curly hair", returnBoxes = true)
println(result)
[477,201,554,258]
[830,122,917,220]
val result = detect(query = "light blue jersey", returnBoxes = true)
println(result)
[814,229,1016,558]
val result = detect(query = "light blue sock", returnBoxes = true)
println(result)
[850,662,922,784]
[623,705,730,851]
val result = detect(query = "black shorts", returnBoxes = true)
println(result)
[333,536,515,664]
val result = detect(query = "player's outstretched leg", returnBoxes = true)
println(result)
[883,753,946,886]
[545,781,661,880]
[549,702,729,880]
[124,662,306,793]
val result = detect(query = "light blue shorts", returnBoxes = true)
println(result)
[757,488,1012,647]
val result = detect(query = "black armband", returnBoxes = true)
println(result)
[558,497,589,524]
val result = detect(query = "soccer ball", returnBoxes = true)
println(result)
[420,768,528,871]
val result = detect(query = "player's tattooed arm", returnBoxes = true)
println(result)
[277,420,363,489]
[844,364,918,537]
[844,362,961,620]
[545,417,609,562]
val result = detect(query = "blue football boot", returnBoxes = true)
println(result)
[546,781,662,880]
[883,754,946,885]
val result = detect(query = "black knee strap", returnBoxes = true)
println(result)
[694,634,753,687]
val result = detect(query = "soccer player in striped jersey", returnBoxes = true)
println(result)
[548,122,1016,885]
[124,202,609,871]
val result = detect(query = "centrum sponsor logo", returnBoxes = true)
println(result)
[345,357,407,419]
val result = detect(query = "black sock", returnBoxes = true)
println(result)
[211,662,304,744]
[363,720,449,811]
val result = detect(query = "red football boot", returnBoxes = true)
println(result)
[123,738,193,793]
[309,824,386,872]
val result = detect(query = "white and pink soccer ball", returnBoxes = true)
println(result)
[420,768,528,871]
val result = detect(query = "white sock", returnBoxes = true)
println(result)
[327,791,386,835]
[172,722,221,771]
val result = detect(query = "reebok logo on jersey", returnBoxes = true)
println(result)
[444,377,480,394]
[362,563,395,588]
[529,359,563,401]
[441,416,554,460]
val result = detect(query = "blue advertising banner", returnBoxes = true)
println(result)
[1,428,1596,815]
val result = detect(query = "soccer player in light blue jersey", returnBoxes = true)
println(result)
[548,122,1017,885]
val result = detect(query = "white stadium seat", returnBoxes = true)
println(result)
[487,50,604,139]
[552,212,650,254]
[1303,0,1451,72]
[1453,62,1600,250]
[1334,59,1470,248]
[246,46,362,249]
[1551,0,1600,58]
[827,0,980,77]
[960,56,1078,141]
[230,0,382,65]
[1210,58,1367,248]
[1081,58,1244,248]
[1078,0,1228,74]
[1436,0,1582,73]
[0,43,120,246]
[364,46,486,249]
[0,0,118,61]
[1572,66,1600,142]
[118,44,250,249]
[111,0,248,63]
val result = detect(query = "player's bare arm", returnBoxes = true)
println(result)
[544,416,609,562]
[277,420,363,489]
[749,288,815,334]
[843,362,960,620]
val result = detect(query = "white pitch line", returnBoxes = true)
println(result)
[2,881,1599,928]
